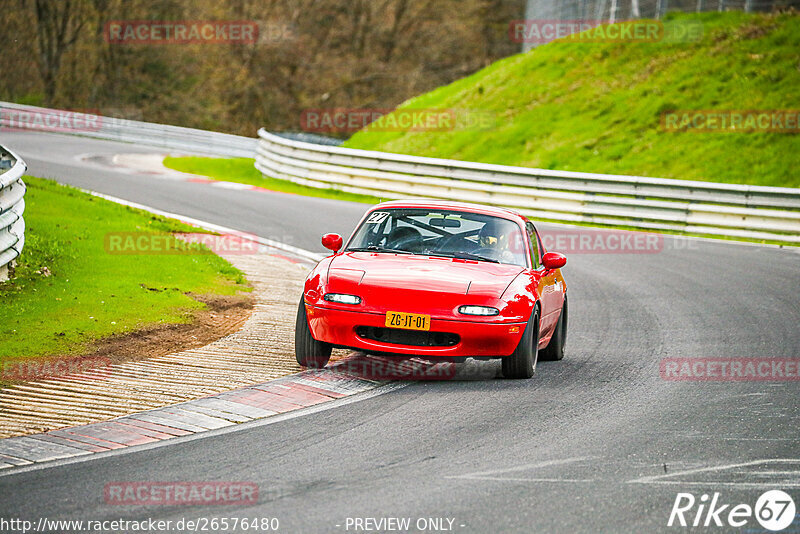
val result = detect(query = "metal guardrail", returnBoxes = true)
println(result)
[256,129,800,243]
[0,102,257,158]
[273,132,343,147]
[0,145,27,278]
[0,102,343,156]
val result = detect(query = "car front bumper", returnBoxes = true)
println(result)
[305,303,526,357]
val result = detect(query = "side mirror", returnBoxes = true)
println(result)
[321,233,343,253]
[542,252,566,270]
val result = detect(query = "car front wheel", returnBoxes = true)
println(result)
[502,306,539,379]
[295,298,332,369]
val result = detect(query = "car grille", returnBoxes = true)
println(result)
[355,326,459,347]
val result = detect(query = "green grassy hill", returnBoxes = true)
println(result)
[344,12,800,188]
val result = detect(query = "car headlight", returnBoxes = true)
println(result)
[324,293,362,305]
[459,305,499,316]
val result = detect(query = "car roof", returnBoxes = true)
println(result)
[370,199,526,223]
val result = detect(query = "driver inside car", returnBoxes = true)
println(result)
[475,220,517,264]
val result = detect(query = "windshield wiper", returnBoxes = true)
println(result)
[347,246,414,255]
[426,251,500,263]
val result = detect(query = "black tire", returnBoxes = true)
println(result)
[295,298,332,369]
[502,306,540,379]
[540,295,567,362]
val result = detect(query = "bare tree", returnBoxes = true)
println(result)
[5,0,530,134]
[28,0,87,105]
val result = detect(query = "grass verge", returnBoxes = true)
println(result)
[163,156,381,204]
[0,176,250,368]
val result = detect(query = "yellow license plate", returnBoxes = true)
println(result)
[385,311,431,331]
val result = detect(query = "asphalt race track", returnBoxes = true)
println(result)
[1,130,799,533]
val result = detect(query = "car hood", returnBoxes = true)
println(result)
[327,252,523,299]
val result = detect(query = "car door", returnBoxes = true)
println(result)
[526,222,561,340]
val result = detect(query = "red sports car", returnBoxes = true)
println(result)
[295,200,568,378]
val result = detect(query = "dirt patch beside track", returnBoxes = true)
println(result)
[84,292,254,366]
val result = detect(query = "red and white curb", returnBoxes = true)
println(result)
[0,358,384,470]
[0,354,471,471]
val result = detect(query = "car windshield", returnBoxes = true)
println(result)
[346,208,528,267]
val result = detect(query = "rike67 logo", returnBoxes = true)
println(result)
[668,490,796,531]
